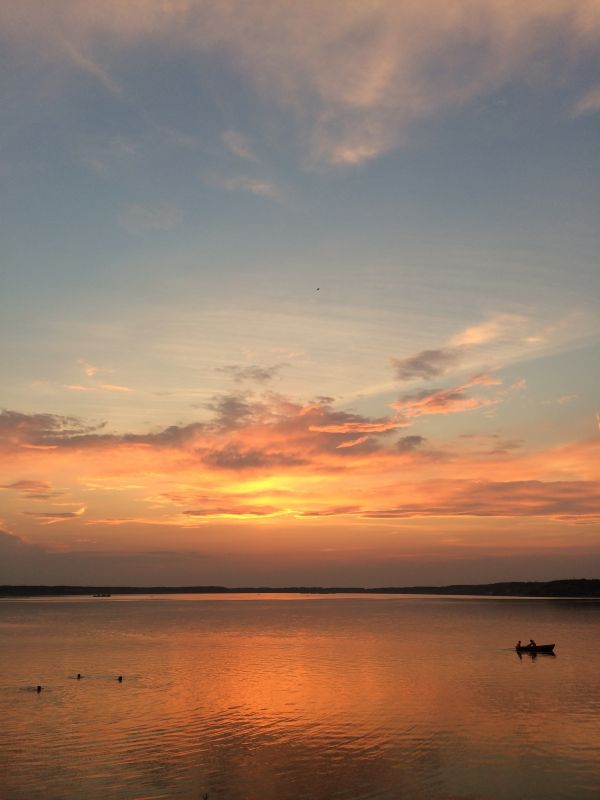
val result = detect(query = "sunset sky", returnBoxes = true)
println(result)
[1,1,599,586]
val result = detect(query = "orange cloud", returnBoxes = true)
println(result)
[1,395,598,534]
[450,314,527,346]
[336,436,369,449]
[77,359,99,376]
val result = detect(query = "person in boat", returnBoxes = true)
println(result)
[516,640,522,649]
[529,639,537,648]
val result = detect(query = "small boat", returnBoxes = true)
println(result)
[515,643,555,653]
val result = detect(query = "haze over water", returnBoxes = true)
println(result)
[1,594,599,800]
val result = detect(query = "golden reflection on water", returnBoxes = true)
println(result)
[1,595,600,800]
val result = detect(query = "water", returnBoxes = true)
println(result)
[0,594,599,800]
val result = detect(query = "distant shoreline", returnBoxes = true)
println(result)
[1,579,599,598]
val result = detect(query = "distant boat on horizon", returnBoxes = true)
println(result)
[92,593,111,597]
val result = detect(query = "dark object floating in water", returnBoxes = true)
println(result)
[515,643,555,653]
[76,673,82,680]
[117,675,123,682]
[93,593,111,597]
[36,685,42,693]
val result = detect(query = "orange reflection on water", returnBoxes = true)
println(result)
[2,596,600,800]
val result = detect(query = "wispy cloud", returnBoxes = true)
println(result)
[77,359,100,377]
[572,84,600,116]
[98,383,133,394]
[183,505,282,519]
[309,417,405,434]
[59,38,121,94]
[218,364,285,385]
[207,174,278,197]
[391,313,546,389]
[295,505,362,518]
[6,2,597,165]
[336,435,369,449]
[222,130,258,161]
[363,480,600,519]
[392,374,505,420]
[450,314,527,347]
[543,394,578,406]
[64,383,132,394]
[80,136,137,173]
[118,203,182,234]
[64,385,94,392]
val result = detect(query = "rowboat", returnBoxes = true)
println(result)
[515,643,555,653]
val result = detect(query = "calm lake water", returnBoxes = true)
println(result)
[1,594,599,800]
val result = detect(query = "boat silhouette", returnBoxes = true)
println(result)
[515,643,555,654]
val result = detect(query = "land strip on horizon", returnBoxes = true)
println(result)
[1,579,599,598]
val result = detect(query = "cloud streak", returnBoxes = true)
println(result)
[24,507,86,525]
[218,364,285,385]
[364,480,600,519]
[392,374,505,420]
[1,479,55,496]
[206,174,278,197]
